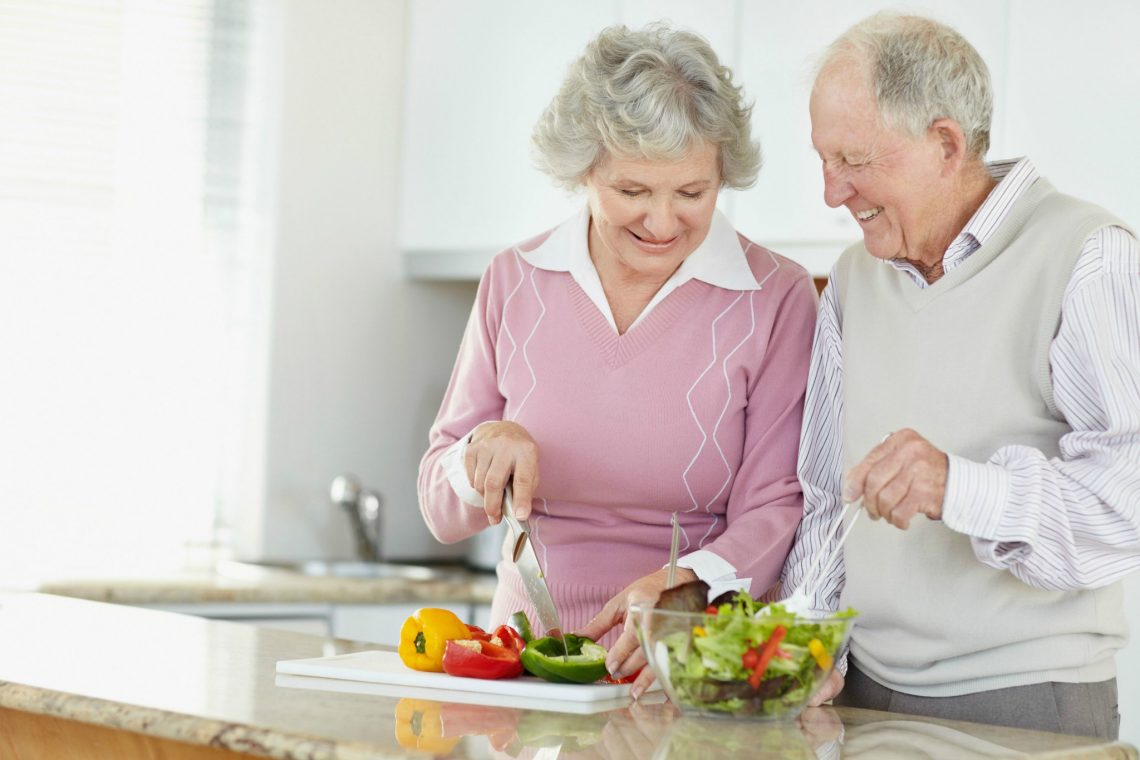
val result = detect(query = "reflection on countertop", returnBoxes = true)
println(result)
[0,593,1134,760]
[382,695,1138,760]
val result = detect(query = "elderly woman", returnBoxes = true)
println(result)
[418,23,817,697]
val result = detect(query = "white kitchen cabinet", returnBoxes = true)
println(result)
[331,602,473,646]
[398,1,1014,277]
[398,0,742,279]
[147,602,480,646]
[470,603,493,631]
[398,0,613,264]
[401,1,1137,278]
[731,1,1011,274]
[145,603,334,637]
[999,0,1140,224]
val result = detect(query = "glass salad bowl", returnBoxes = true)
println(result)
[631,598,855,720]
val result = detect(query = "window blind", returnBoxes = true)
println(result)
[0,0,274,586]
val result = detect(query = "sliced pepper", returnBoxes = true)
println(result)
[494,624,527,653]
[398,607,471,672]
[443,639,524,680]
[747,625,787,690]
[509,610,535,644]
[519,634,608,684]
[601,666,643,685]
[466,624,493,641]
[808,638,834,671]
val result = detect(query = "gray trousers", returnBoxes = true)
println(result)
[835,663,1120,741]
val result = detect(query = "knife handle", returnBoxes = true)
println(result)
[501,486,530,562]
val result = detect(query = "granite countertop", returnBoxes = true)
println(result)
[0,593,1135,760]
[35,562,498,606]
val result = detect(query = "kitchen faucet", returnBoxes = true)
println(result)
[330,473,383,563]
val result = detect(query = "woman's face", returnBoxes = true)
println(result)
[584,141,721,284]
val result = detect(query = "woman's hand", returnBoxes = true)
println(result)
[807,669,844,706]
[577,566,698,698]
[464,421,540,522]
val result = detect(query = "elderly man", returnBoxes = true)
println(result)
[782,12,1140,739]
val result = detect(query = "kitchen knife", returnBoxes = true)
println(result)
[502,485,568,659]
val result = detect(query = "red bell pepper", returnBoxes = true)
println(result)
[442,639,523,680]
[601,666,643,685]
[747,625,787,690]
[493,624,526,653]
[466,624,493,641]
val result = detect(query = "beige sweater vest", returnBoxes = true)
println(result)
[832,179,1129,696]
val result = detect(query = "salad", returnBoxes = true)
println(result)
[638,585,856,718]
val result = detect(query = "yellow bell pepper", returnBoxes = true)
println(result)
[398,607,471,672]
[394,698,460,754]
[808,638,833,671]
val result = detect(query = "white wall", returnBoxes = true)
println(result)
[238,0,475,563]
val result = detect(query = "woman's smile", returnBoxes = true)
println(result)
[626,228,681,253]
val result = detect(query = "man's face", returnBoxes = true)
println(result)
[809,63,948,265]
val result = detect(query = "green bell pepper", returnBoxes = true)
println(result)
[519,633,608,684]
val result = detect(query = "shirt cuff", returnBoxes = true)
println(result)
[440,428,485,508]
[674,551,751,601]
[940,453,1009,540]
[674,549,737,581]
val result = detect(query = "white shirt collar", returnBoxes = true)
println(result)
[518,204,760,332]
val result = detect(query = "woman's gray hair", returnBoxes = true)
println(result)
[532,23,761,190]
[818,12,993,158]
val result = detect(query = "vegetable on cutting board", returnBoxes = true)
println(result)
[509,610,535,643]
[398,609,619,684]
[443,639,524,680]
[398,607,472,672]
[519,633,609,684]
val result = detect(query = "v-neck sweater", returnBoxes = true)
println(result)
[834,180,1131,696]
[418,226,818,639]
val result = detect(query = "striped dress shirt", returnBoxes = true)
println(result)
[784,157,1140,623]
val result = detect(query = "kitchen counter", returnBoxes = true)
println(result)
[0,593,1135,760]
[35,563,497,606]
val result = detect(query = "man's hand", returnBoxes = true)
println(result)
[843,428,948,529]
[464,421,539,522]
[576,566,698,698]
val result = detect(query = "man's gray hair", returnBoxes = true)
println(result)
[532,23,761,190]
[819,13,993,158]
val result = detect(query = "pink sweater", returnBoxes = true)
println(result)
[418,226,817,643]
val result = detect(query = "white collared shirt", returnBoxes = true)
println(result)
[519,203,763,333]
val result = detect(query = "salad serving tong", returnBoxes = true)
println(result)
[773,500,862,617]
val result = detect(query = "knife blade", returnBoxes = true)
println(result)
[502,485,568,659]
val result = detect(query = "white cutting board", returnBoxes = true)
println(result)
[276,650,647,705]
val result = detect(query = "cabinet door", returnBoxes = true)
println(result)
[470,603,493,631]
[731,1,1010,275]
[145,603,334,637]
[1000,0,1140,223]
[399,0,614,256]
[332,603,473,646]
